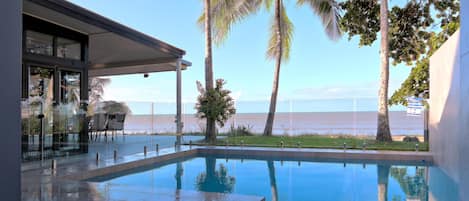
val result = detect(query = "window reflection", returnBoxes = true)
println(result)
[29,67,54,100]
[60,71,81,104]
[57,37,81,60]
[26,30,53,56]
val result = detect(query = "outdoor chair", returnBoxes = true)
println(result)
[107,113,126,138]
[89,113,108,141]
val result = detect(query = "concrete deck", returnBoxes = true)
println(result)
[21,135,204,172]
[22,145,432,201]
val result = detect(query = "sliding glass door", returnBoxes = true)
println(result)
[23,66,55,160]
[21,65,84,161]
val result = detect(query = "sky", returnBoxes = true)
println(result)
[69,0,412,113]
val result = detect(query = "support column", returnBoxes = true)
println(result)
[80,68,89,153]
[176,59,183,135]
[0,0,22,200]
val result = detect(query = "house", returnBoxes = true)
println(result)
[19,0,190,161]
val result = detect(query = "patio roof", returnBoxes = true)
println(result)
[23,0,186,134]
[23,0,191,76]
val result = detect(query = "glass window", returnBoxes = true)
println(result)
[29,67,54,99]
[57,37,81,60]
[26,31,53,56]
[60,71,81,104]
[28,66,55,137]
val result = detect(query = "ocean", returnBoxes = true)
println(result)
[122,111,423,136]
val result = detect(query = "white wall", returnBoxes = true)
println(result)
[429,30,460,181]
[458,1,469,199]
[429,1,469,198]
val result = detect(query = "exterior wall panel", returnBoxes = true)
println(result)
[0,0,22,200]
[429,3,469,196]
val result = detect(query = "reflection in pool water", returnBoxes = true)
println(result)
[92,157,431,201]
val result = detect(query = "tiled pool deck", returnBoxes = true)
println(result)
[22,145,432,201]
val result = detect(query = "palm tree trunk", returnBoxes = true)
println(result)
[204,0,216,143]
[377,165,390,201]
[204,0,214,90]
[206,157,216,180]
[376,0,392,142]
[206,119,216,143]
[267,160,279,201]
[176,162,183,190]
[264,0,283,136]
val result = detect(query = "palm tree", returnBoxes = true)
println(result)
[88,77,111,116]
[196,157,236,193]
[175,162,183,190]
[376,0,392,142]
[88,78,110,105]
[203,0,341,136]
[198,1,259,143]
[203,0,216,143]
[377,164,390,201]
[390,167,428,200]
[263,0,342,136]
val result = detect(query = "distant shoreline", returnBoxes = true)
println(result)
[120,133,425,142]
[127,110,409,116]
[122,111,423,136]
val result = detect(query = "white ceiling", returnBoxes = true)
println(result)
[23,0,190,76]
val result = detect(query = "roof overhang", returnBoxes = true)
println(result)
[88,59,192,77]
[23,0,191,76]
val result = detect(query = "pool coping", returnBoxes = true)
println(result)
[63,146,433,181]
[23,146,433,201]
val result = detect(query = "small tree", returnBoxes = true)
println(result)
[340,0,459,142]
[196,79,236,144]
[97,101,132,115]
[88,77,111,116]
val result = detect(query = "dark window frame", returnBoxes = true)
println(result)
[59,69,82,104]
[25,63,57,102]
[23,14,88,62]
[22,62,85,103]
[25,30,54,56]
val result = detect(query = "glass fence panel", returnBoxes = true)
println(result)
[20,98,426,162]
[21,98,86,161]
[115,99,424,137]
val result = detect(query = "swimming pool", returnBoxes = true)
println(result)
[88,154,434,201]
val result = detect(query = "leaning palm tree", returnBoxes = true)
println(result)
[267,160,279,201]
[202,0,341,136]
[263,0,341,135]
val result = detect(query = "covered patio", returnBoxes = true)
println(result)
[21,0,191,161]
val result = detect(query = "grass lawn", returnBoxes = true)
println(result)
[202,135,428,151]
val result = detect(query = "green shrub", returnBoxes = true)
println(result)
[228,124,253,136]
[195,79,236,127]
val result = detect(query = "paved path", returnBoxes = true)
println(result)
[87,135,204,158]
[21,135,204,171]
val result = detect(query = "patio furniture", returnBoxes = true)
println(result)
[89,113,127,141]
[89,113,108,141]
[107,113,126,137]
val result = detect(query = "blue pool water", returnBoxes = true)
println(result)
[90,156,434,201]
